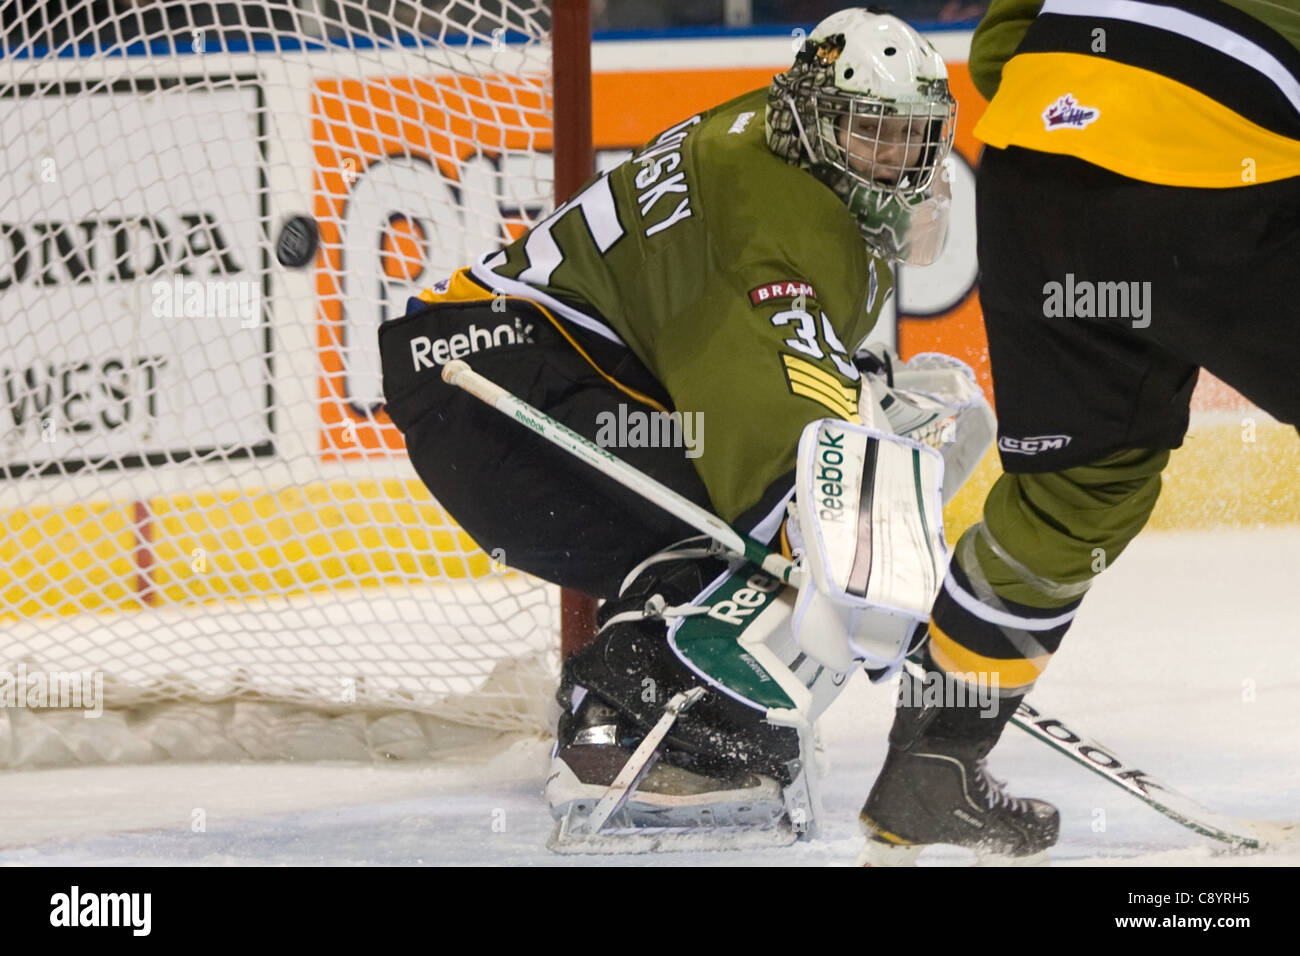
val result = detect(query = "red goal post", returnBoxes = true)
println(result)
[551,0,600,659]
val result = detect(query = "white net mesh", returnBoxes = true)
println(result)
[0,0,564,764]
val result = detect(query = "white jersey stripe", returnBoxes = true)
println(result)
[1042,0,1300,116]
[471,253,626,346]
[942,570,1077,632]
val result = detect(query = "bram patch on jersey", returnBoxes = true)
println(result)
[1042,94,1098,130]
[750,280,817,306]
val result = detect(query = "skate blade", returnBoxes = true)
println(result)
[974,849,1051,866]
[548,805,798,855]
[856,836,923,867]
[857,840,1051,867]
[547,783,790,832]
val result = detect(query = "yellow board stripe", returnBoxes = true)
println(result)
[0,479,499,621]
[927,621,1051,692]
[5,426,1295,625]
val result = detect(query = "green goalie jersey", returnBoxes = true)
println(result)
[469,87,894,538]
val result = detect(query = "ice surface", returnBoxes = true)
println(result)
[2,528,1296,866]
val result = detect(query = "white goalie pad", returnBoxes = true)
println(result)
[862,351,995,502]
[791,419,947,675]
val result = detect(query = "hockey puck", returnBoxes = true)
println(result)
[276,215,319,268]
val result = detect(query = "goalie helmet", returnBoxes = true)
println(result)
[766,8,957,265]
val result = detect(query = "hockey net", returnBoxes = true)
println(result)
[0,0,582,766]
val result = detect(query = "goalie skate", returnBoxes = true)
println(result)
[545,690,805,854]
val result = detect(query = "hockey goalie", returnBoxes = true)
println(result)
[379,9,1051,858]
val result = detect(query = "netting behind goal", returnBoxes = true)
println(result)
[0,0,576,765]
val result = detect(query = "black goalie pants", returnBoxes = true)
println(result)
[378,297,714,600]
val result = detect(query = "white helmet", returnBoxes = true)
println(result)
[766,8,957,264]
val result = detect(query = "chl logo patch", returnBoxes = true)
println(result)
[999,434,1072,454]
[750,280,817,306]
[1042,94,1099,130]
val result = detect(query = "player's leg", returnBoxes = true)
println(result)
[1122,169,1300,430]
[380,296,715,599]
[860,450,1166,862]
[861,147,1201,863]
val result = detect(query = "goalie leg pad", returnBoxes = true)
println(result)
[789,419,948,676]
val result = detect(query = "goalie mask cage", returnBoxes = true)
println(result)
[0,0,594,766]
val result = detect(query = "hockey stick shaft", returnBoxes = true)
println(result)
[442,359,797,583]
[443,359,1292,850]
[1011,703,1295,850]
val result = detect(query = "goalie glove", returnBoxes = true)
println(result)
[858,349,995,502]
[787,418,947,676]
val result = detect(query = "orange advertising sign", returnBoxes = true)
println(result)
[313,73,551,458]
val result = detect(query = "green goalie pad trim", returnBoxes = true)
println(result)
[671,567,797,711]
[913,447,939,579]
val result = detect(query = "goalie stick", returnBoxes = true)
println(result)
[441,358,1296,853]
[441,358,799,585]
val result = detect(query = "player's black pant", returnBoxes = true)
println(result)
[979,146,1300,472]
[923,147,1300,696]
[379,297,714,600]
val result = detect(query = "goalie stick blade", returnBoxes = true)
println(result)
[1012,703,1298,851]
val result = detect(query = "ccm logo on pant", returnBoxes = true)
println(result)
[998,434,1071,454]
[410,318,535,370]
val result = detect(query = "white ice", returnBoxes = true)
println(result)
[2,527,1297,866]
